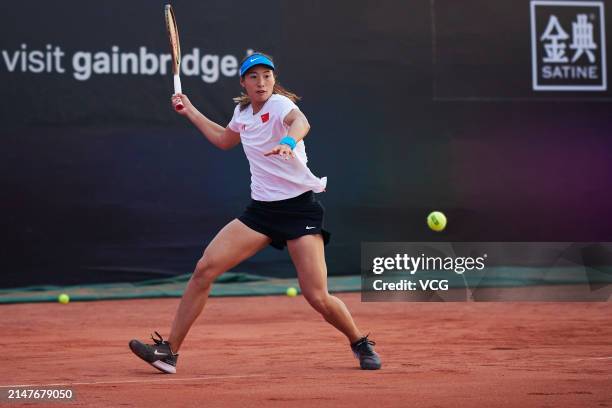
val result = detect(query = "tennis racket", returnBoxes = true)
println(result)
[164,4,183,111]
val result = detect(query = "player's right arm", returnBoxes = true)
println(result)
[171,94,240,151]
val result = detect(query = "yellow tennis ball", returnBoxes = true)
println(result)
[286,287,298,297]
[58,293,70,304]
[427,211,447,232]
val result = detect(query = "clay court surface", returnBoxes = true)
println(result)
[2,293,611,407]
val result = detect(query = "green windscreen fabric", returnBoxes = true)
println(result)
[0,273,361,304]
[0,267,609,304]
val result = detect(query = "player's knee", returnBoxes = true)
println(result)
[305,292,332,316]
[192,257,218,290]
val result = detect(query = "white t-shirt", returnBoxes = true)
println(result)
[228,94,327,201]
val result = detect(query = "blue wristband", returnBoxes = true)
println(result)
[280,136,297,150]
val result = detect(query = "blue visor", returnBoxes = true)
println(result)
[239,54,275,76]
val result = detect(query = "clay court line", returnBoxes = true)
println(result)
[0,374,265,388]
[568,356,612,361]
[534,356,612,364]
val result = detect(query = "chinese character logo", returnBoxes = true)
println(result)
[570,14,597,63]
[531,1,607,91]
[541,15,570,63]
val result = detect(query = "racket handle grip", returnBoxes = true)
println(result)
[173,74,184,111]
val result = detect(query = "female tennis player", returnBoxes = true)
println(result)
[129,52,381,371]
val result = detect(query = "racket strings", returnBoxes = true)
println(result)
[165,6,181,69]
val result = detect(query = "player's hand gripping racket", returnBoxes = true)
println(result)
[164,4,183,111]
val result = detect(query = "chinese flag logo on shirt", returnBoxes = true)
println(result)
[261,112,270,123]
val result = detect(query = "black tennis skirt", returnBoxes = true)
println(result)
[238,190,331,250]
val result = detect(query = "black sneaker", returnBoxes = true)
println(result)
[129,332,178,374]
[351,335,381,370]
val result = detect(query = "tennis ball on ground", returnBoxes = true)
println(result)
[427,211,447,232]
[286,287,298,297]
[58,293,70,304]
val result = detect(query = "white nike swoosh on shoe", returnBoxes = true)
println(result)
[154,350,168,356]
[305,226,316,230]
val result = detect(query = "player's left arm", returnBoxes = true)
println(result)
[264,109,310,158]
[283,108,310,143]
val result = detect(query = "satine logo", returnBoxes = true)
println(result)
[530,1,607,91]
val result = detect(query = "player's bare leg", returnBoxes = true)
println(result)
[287,233,381,369]
[168,219,271,351]
[129,219,270,373]
[287,234,362,341]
